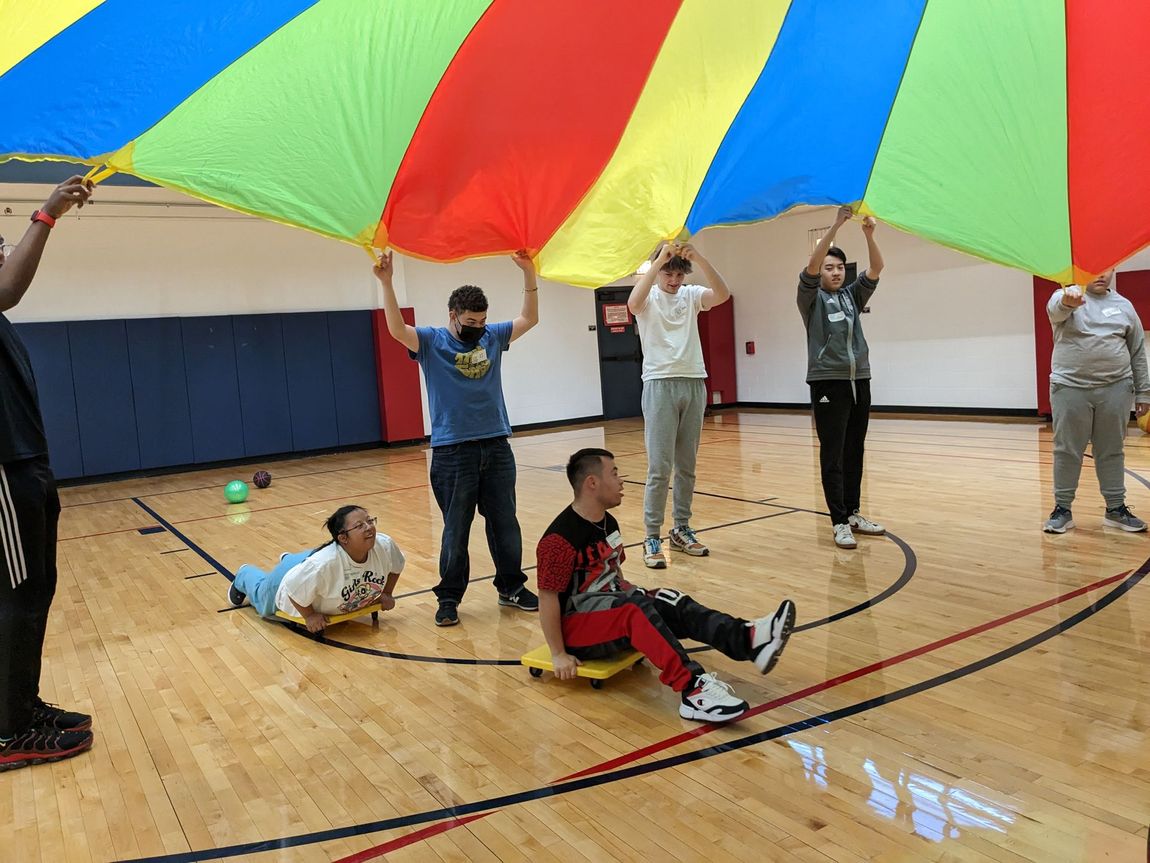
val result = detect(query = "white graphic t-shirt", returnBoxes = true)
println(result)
[275,534,405,617]
[634,284,708,381]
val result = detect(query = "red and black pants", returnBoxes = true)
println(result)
[561,588,751,692]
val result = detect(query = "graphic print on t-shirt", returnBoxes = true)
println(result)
[339,571,388,613]
[454,345,492,380]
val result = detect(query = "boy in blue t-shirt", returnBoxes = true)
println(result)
[374,251,541,626]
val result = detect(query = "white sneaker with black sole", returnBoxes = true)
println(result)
[749,599,796,675]
[679,673,748,723]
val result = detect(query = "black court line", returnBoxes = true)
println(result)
[183,573,215,581]
[160,548,190,555]
[112,566,1145,863]
[132,498,234,581]
[311,508,803,666]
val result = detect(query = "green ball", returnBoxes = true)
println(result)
[224,480,249,504]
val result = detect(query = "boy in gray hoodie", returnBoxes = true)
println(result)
[798,206,885,549]
[1043,270,1150,533]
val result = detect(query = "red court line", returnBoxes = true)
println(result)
[554,569,1131,782]
[330,812,492,863]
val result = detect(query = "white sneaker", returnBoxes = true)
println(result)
[833,523,857,549]
[750,599,796,675]
[643,536,667,569]
[679,673,748,723]
[848,511,885,536]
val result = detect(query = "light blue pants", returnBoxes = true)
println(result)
[233,550,313,617]
[642,377,707,536]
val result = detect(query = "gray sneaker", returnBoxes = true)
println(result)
[1103,504,1148,532]
[1043,506,1075,534]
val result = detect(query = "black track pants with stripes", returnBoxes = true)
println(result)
[0,457,60,736]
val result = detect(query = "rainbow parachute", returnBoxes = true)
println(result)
[2,0,1147,286]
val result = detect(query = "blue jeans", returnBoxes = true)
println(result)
[430,436,526,604]
[233,550,314,617]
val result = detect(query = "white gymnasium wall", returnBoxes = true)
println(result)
[11,183,1150,419]
[0,183,604,434]
[693,209,1040,409]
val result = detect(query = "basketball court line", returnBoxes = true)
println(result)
[111,566,1146,863]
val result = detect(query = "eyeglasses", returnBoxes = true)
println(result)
[340,516,378,535]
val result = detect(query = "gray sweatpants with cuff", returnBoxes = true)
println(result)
[1051,378,1133,509]
[642,377,706,536]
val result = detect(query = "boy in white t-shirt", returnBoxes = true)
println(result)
[628,242,731,568]
[228,505,405,633]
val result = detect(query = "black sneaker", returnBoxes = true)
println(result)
[498,586,539,611]
[228,582,246,607]
[435,602,459,627]
[31,698,92,732]
[0,726,94,772]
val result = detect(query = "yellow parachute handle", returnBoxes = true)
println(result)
[83,165,118,185]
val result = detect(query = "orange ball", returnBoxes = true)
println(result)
[1138,410,1150,434]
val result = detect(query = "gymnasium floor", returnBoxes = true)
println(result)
[7,410,1149,862]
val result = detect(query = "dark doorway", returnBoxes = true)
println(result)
[594,286,643,419]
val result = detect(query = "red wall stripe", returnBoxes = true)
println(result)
[379,0,681,260]
[371,309,426,443]
[1067,2,1150,276]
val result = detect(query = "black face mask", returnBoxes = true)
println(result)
[456,322,486,343]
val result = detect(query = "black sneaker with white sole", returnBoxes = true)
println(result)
[435,602,459,627]
[497,586,539,611]
[227,582,246,607]
[678,673,749,723]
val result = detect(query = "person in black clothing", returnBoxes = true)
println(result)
[535,448,797,723]
[798,206,887,550]
[0,175,95,771]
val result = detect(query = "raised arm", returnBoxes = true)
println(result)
[372,251,419,353]
[860,216,884,280]
[0,176,92,312]
[678,243,729,309]
[510,251,539,342]
[1047,285,1084,324]
[806,205,852,277]
[628,242,675,314]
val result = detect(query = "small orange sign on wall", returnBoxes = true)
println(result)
[602,303,632,326]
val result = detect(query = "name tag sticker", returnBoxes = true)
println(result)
[827,311,846,322]
[471,348,488,363]
[1102,307,1122,317]
[605,530,622,548]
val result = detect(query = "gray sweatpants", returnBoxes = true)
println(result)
[642,377,706,536]
[1051,378,1133,509]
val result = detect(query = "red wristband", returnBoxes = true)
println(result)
[30,210,56,228]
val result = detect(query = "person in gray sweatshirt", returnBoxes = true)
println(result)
[1043,270,1150,533]
[799,206,885,549]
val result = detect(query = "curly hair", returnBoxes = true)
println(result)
[448,285,489,315]
[660,255,693,275]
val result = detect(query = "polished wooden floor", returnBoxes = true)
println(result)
[5,410,1150,862]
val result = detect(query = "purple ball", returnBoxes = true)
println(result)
[252,470,272,489]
